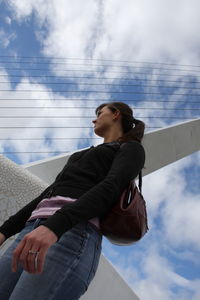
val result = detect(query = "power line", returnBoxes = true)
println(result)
[0,137,101,140]
[1,107,199,111]
[1,80,200,90]
[0,126,160,129]
[1,89,200,97]
[0,116,197,119]
[2,61,200,74]
[2,67,200,79]
[1,74,199,86]
[0,151,71,154]
[1,99,199,103]
[1,55,200,68]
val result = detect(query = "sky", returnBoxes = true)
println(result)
[0,0,200,299]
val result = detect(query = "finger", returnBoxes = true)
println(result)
[27,247,40,274]
[34,248,48,274]
[18,238,40,273]
[20,241,35,272]
[12,238,27,272]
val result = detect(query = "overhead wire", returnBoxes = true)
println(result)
[0,126,160,129]
[1,58,200,73]
[2,64,200,75]
[0,74,199,86]
[0,106,200,111]
[0,137,100,140]
[2,67,200,79]
[0,99,199,103]
[1,57,199,156]
[1,55,200,68]
[1,80,200,90]
[1,89,199,97]
[0,151,71,154]
[0,116,197,119]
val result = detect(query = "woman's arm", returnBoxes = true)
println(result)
[42,141,145,239]
[0,150,88,240]
[0,185,51,240]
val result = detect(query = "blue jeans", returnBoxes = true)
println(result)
[0,218,102,300]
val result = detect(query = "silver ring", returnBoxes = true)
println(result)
[28,250,39,255]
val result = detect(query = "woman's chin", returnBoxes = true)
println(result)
[94,128,104,138]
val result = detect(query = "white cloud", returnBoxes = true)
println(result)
[0,29,16,48]
[4,16,12,25]
[162,189,200,250]
[108,242,200,300]
[8,0,34,20]
[143,152,200,250]
[109,230,200,300]
[7,0,200,66]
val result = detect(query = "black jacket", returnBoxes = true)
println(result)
[0,141,145,240]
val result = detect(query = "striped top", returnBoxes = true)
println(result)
[27,195,100,230]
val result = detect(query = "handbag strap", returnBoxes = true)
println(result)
[138,170,142,193]
[119,141,143,193]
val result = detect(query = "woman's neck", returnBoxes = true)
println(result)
[103,131,123,143]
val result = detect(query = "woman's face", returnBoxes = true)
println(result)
[92,105,118,137]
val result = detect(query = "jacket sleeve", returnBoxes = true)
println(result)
[0,148,91,240]
[0,185,51,240]
[42,141,145,239]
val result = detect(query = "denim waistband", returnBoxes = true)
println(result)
[86,222,102,237]
[27,218,102,239]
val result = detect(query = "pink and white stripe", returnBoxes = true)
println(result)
[28,195,100,229]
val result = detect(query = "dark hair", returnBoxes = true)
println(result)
[95,102,145,143]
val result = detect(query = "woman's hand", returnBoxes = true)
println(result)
[12,225,58,274]
[0,232,6,247]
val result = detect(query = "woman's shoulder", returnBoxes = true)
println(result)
[120,140,145,151]
[119,141,145,162]
[94,140,145,155]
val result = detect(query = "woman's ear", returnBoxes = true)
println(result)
[113,110,121,121]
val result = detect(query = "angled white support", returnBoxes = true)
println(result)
[24,118,200,182]
[142,118,200,175]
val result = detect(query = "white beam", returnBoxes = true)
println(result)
[24,118,200,183]
[142,118,200,175]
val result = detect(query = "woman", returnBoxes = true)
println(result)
[0,102,145,300]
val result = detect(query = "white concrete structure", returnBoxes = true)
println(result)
[0,118,199,299]
[24,118,200,183]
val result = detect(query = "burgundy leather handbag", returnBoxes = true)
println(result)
[100,171,148,246]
